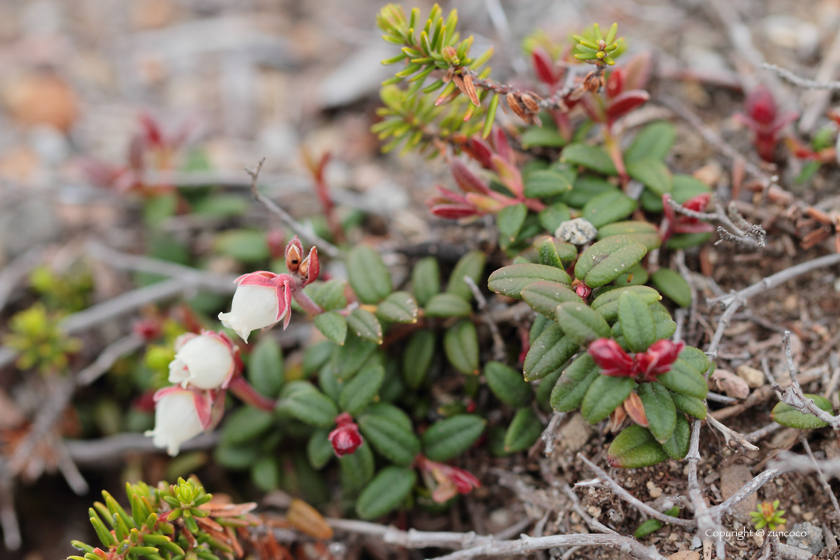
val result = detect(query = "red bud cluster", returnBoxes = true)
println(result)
[588,338,684,383]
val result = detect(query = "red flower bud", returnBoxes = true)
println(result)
[328,413,363,457]
[588,338,635,377]
[745,84,777,126]
[531,48,558,85]
[133,318,162,341]
[606,67,625,99]
[575,283,592,299]
[635,339,684,381]
[464,137,495,169]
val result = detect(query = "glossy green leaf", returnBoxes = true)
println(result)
[248,336,284,398]
[357,403,420,466]
[314,311,347,346]
[424,293,472,317]
[403,330,435,389]
[678,346,710,375]
[523,323,579,382]
[307,428,334,469]
[488,263,571,298]
[498,203,528,243]
[530,314,548,345]
[584,243,647,288]
[772,394,833,429]
[563,175,617,208]
[221,406,275,445]
[446,250,486,301]
[377,291,419,323]
[521,126,567,149]
[412,257,441,307]
[348,245,393,304]
[624,121,676,163]
[656,360,709,399]
[309,279,348,311]
[670,391,707,419]
[551,354,600,412]
[651,268,692,308]
[592,285,661,322]
[339,363,385,415]
[524,170,573,198]
[607,424,670,468]
[665,232,712,250]
[303,340,334,377]
[612,262,649,287]
[356,467,417,520]
[662,413,690,459]
[422,414,486,461]
[504,407,542,453]
[339,439,375,496]
[635,519,664,539]
[672,175,712,203]
[276,382,338,428]
[618,292,657,352]
[538,202,571,232]
[581,190,637,228]
[637,382,676,443]
[522,281,582,318]
[331,333,378,380]
[598,220,658,238]
[484,361,531,407]
[251,457,279,491]
[555,301,610,346]
[536,366,564,410]
[626,159,672,196]
[575,236,642,282]
[581,375,636,424]
[444,319,479,375]
[561,143,618,175]
[347,308,383,344]
[537,237,563,268]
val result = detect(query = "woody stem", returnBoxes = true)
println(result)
[292,290,324,316]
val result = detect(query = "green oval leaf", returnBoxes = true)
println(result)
[304,340,334,377]
[377,291,419,324]
[581,190,637,228]
[524,323,579,382]
[563,175,617,208]
[536,366,565,410]
[575,236,641,282]
[307,428,334,469]
[356,467,417,520]
[421,414,486,461]
[347,308,383,344]
[221,406,275,445]
[251,457,279,491]
[678,346,710,375]
[424,293,473,317]
[447,250,487,301]
[276,381,338,428]
[626,159,672,197]
[215,230,269,262]
[618,292,657,352]
[498,203,528,243]
[521,126,568,149]
[313,312,347,346]
[598,220,658,238]
[340,439,374,496]
[561,143,618,175]
[484,361,531,407]
[592,285,662,322]
[651,268,692,308]
[331,333,378,380]
[522,281,582,318]
[662,412,690,459]
[607,424,670,468]
[444,319,479,375]
[656,360,709,400]
[308,279,348,311]
[339,363,385,415]
[357,403,420,466]
[488,263,571,298]
[670,391,707,420]
[555,301,611,346]
[772,394,833,429]
[581,375,636,424]
[504,407,542,453]
[637,383,676,443]
[524,170,573,198]
[412,257,441,307]
[248,336,284,398]
[584,243,647,288]
[551,354,600,412]
[624,121,676,163]
[635,519,664,539]
[403,330,435,389]
[348,245,393,304]
[538,202,572,232]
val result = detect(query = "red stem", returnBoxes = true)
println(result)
[228,376,276,412]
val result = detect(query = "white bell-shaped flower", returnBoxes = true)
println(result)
[168,332,235,390]
[219,281,283,342]
[144,388,208,456]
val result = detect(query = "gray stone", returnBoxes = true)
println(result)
[555,218,597,245]
[719,464,756,523]
[786,521,824,555]
[775,543,816,560]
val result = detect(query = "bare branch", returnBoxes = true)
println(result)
[763,63,840,90]
[464,275,505,363]
[799,435,840,518]
[246,158,341,258]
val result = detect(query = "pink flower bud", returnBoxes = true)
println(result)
[588,338,635,377]
[168,331,238,390]
[328,413,363,457]
[745,84,777,126]
[219,272,290,342]
[635,339,684,380]
[575,283,592,299]
[417,456,480,503]
[145,387,213,456]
